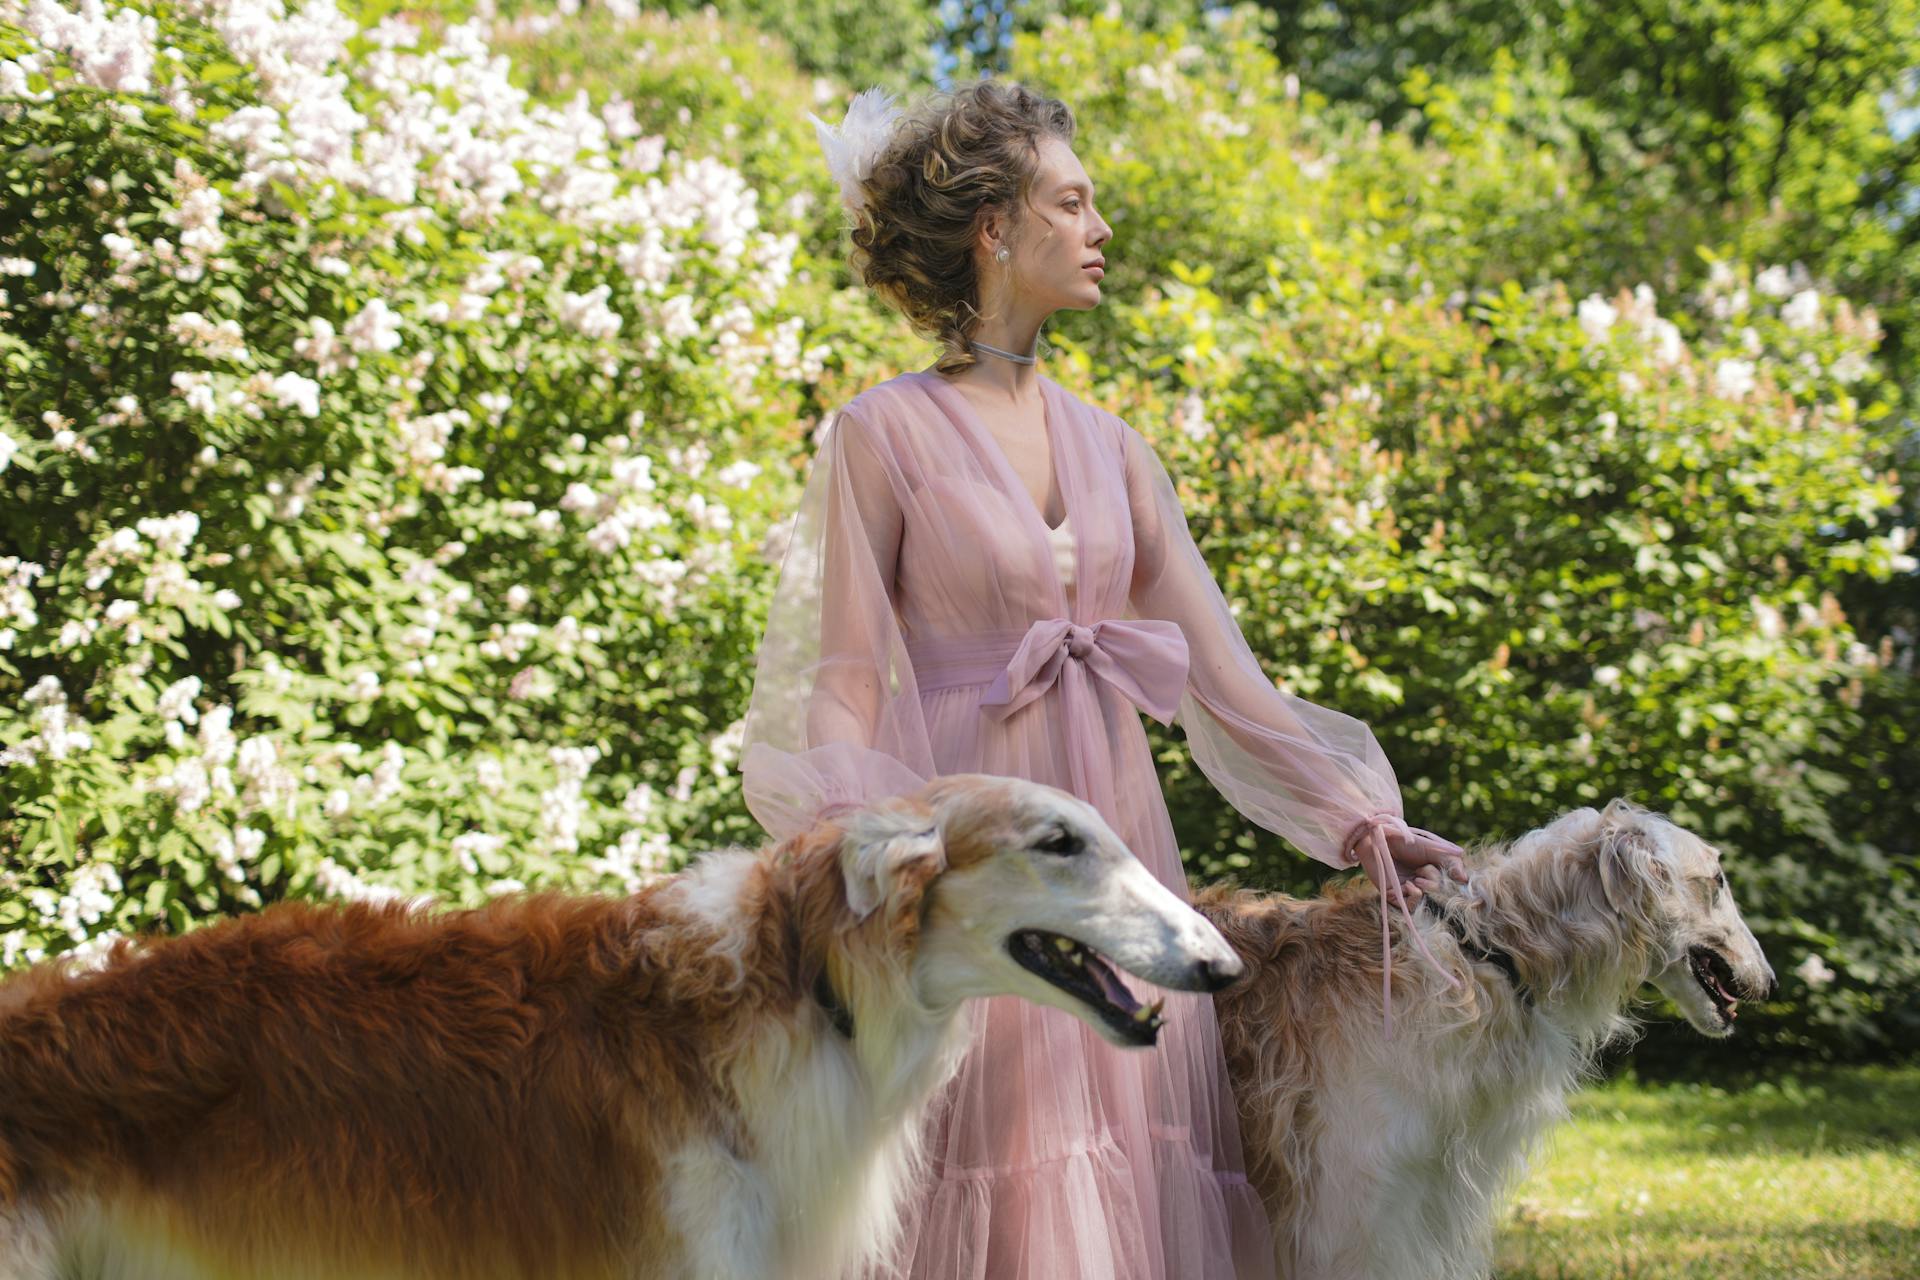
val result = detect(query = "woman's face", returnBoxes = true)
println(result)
[985,135,1113,316]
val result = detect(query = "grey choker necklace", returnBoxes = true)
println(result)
[971,338,1037,365]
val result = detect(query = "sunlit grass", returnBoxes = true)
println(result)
[1492,1063,1920,1279]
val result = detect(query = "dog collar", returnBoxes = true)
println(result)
[813,966,855,1040]
[1420,895,1534,1008]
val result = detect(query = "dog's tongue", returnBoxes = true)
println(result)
[1087,953,1143,1015]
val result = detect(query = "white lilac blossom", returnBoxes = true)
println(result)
[1781,289,1821,332]
[1172,392,1210,441]
[708,717,745,774]
[27,861,124,942]
[1754,263,1812,299]
[137,511,200,556]
[1714,358,1757,399]
[343,298,403,355]
[450,830,506,875]
[1831,350,1870,383]
[313,856,412,905]
[0,676,94,769]
[1577,295,1617,345]
[539,744,601,855]
[61,928,125,971]
[15,0,158,94]
[0,558,43,644]
[270,370,323,416]
[587,827,673,893]
[359,741,405,804]
[167,310,248,360]
[211,825,265,882]
[558,283,623,339]
[1794,953,1836,988]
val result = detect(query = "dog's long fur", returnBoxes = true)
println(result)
[0,773,1239,1280]
[1198,798,1775,1280]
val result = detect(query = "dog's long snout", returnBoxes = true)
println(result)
[1150,907,1245,994]
[1078,849,1250,994]
[1192,953,1244,993]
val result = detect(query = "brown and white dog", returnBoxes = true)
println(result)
[0,772,1241,1280]
[1197,798,1775,1280]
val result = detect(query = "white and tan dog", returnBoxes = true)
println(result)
[0,772,1241,1280]
[1198,797,1775,1280]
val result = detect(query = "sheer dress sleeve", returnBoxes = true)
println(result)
[1120,420,1402,872]
[738,403,936,843]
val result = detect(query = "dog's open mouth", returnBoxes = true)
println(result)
[1008,929,1166,1047]
[1689,945,1742,1024]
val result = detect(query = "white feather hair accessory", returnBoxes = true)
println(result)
[808,86,904,218]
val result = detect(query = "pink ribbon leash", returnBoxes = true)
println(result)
[1341,810,1468,1041]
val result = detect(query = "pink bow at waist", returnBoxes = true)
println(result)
[907,617,1190,726]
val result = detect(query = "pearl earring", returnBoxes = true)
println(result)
[995,246,1009,261]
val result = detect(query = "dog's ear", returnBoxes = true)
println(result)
[1504,806,1603,864]
[839,803,947,922]
[1546,806,1605,844]
[1591,803,1674,913]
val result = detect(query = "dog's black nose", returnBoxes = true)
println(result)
[1194,956,1242,992]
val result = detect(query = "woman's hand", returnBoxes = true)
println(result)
[1343,814,1469,909]
[1343,815,1474,1038]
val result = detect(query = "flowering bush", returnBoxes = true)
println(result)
[1007,11,1916,1062]
[0,0,862,968]
[1091,246,1915,1060]
[2,0,1912,1065]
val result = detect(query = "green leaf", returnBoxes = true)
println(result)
[269,178,308,219]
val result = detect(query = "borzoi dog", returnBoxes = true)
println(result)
[1197,797,1775,1280]
[0,772,1241,1280]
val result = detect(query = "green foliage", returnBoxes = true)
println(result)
[1,0,1913,1071]
[0,0,836,962]
[1108,253,1914,1060]
[484,6,852,267]
[1006,8,1325,331]
[396,0,937,95]
[1005,10,1916,1061]
[1237,0,1920,570]
[1241,0,1920,244]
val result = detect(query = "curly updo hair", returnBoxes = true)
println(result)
[848,78,1076,375]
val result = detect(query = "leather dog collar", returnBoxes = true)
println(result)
[1420,895,1534,1008]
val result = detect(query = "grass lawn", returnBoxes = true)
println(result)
[1491,1062,1920,1279]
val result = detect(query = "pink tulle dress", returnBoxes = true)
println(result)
[739,369,1412,1280]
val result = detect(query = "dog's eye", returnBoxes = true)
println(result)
[1035,827,1082,857]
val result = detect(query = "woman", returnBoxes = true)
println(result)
[739,78,1467,1280]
